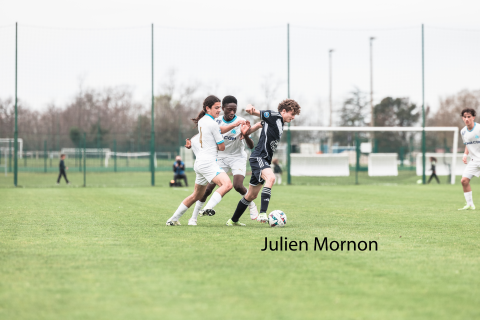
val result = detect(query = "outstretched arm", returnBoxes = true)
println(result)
[245,122,263,136]
[245,104,261,117]
[220,120,246,134]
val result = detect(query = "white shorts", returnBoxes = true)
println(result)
[463,160,480,179]
[217,157,247,177]
[194,161,224,186]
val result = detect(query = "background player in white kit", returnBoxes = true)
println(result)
[185,96,258,226]
[166,95,234,225]
[459,108,480,210]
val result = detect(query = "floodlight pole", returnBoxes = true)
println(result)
[287,23,291,185]
[150,23,155,186]
[14,22,18,186]
[422,24,426,184]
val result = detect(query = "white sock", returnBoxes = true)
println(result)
[204,192,222,210]
[464,191,474,206]
[191,201,205,220]
[171,202,189,221]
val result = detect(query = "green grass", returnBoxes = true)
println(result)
[1,184,480,319]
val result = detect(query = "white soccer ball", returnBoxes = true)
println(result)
[268,210,287,227]
[416,179,422,184]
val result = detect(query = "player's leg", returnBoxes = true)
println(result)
[228,156,259,219]
[57,171,62,184]
[189,182,216,225]
[459,163,476,210]
[199,172,233,216]
[256,168,276,223]
[434,173,440,184]
[63,170,69,184]
[167,183,207,225]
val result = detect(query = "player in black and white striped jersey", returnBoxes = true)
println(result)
[226,99,301,226]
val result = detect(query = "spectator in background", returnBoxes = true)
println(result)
[272,158,282,185]
[57,154,69,185]
[428,156,440,184]
[173,155,188,187]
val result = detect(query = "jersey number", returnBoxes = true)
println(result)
[199,127,203,148]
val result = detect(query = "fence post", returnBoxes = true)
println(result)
[286,23,291,185]
[14,22,18,186]
[114,139,117,173]
[355,133,360,185]
[421,24,426,184]
[8,139,12,173]
[44,140,47,173]
[83,133,86,187]
[150,23,155,186]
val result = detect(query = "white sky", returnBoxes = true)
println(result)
[1,0,480,125]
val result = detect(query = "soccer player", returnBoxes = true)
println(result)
[185,95,258,226]
[57,154,69,185]
[166,95,236,226]
[227,99,301,226]
[459,108,480,210]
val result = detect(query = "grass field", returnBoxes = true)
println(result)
[1,183,480,319]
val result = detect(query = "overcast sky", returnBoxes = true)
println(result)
[1,0,480,125]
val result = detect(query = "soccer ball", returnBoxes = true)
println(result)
[416,179,422,184]
[268,210,287,227]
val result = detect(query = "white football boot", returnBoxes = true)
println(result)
[188,218,197,226]
[166,219,181,226]
[257,213,268,223]
[458,204,475,210]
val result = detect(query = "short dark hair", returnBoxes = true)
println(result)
[278,99,301,115]
[222,95,237,106]
[60,154,65,158]
[461,108,476,117]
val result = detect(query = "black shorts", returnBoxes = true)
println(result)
[249,157,271,186]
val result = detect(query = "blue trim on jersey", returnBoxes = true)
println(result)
[216,140,224,145]
[222,115,237,124]
[205,113,214,120]
[467,122,476,132]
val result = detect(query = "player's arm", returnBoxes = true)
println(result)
[463,146,469,164]
[240,122,255,149]
[220,120,246,134]
[185,134,199,149]
[210,122,225,151]
[245,104,261,117]
[244,122,263,136]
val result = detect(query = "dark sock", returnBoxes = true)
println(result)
[232,197,251,222]
[260,187,271,213]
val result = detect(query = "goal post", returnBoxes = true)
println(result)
[285,126,459,185]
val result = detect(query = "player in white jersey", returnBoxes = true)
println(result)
[459,108,480,210]
[185,96,258,226]
[166,95,236,226]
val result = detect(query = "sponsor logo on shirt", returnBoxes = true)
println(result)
[224,136,236,141]
[264,112,270,118]
[465,141,480,145]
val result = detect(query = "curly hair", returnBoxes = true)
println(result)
[461,108,476,117]
[278,99,301,115]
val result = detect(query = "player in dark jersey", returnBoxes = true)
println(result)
[226,99,301,226]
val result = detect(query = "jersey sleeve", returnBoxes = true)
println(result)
[461,129,466,144]
[260,110,282,126]
[209,121,224,145]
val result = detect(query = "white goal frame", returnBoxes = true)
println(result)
[287,126,459,184]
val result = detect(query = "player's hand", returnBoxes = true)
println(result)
[245,104,256,115]
[233,120,246,127]
[66,167,68,170]
[463,154,468,164]
[240,121,251,136]
[185,138,192,149]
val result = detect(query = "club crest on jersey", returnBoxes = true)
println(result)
[231,129,236,134]
[264,111,270,118]
[476,135,479,139]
